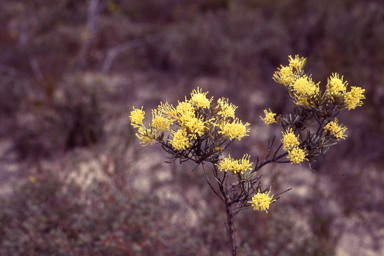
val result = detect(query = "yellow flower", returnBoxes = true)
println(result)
[184,116,206,139]
[219,118,250,141]
[291,75,319,97]
[217,98,238,119]
[216,154,253,174]
[237,154,253,174]
[174,101,195,126]
[248,191,276,213]
[189,87,213,108]
[158,101,176,120]
[129,107,145,128]
[327,73,347,96]
[288,55,306,71]
[344,86,366,110]
[260,108,276,126]
[273,55,306,86]
[281,128,300,151]
[287,147,307,164]
[176,101,194,114]
[151,109,173,132]
[273,65,295,86]
[324,118,347,140]
[169,129,190,150]
[216,155,235,172]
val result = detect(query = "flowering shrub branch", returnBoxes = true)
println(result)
[129,55,365,255]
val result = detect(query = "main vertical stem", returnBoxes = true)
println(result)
[213,164,237,256]
[225,195,237,256]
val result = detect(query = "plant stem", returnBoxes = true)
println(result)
[224,194,237,256]
[213,164,237,255]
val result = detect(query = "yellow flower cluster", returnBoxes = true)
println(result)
[260,108,276,126]
[189,88,213,108]
[324,118,347,140]
[129,87,250,148]
[273,65,296,86]
[281,128,307,164]
[273,55,365,110]
[129,107,158,145]
[327,73,347,96]
[248,191,276,213]
[184,117,206,139]
[129,107,145,128]
[325,74,365,110]
[288,55,306,71]
[281,128,300,151]
[292,75,319,99]
[273,55,320,107]
[151,109,172,132]
[273,55,306,86]
[216,154,253,174]
[217,98,237,119]
[219,118,250,141]
[344,86,366,110]
[169,129,190,150]
[287,147,308,164]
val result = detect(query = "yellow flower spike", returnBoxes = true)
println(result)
[273,65,296,86]
[216,154,235,172]
[287,146,307,164]
[344,86,366,110]
[273,55,306,86]
[189,87,213,109]
[260,108,276,126]
[169,128,190,150]
[237,154,253,174]
[174,101,195,126]
[288,55,306,71]
[176,101,194,115]
[151,109,172,132]
[217,98,238,119]
[281,128,300,151]
[291,75,319,97]
[327,73,347,96]
[184,116,206,139]
[129,106,145,128]
[158,101,176,120]
[219,118,250,141]
[216,154,253,174]
[248,191,276,213]
[324,118,347,140]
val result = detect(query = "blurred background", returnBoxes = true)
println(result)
[0,0,383,255]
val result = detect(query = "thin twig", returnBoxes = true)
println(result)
[274,188,292,197]
[202,164,224,202]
